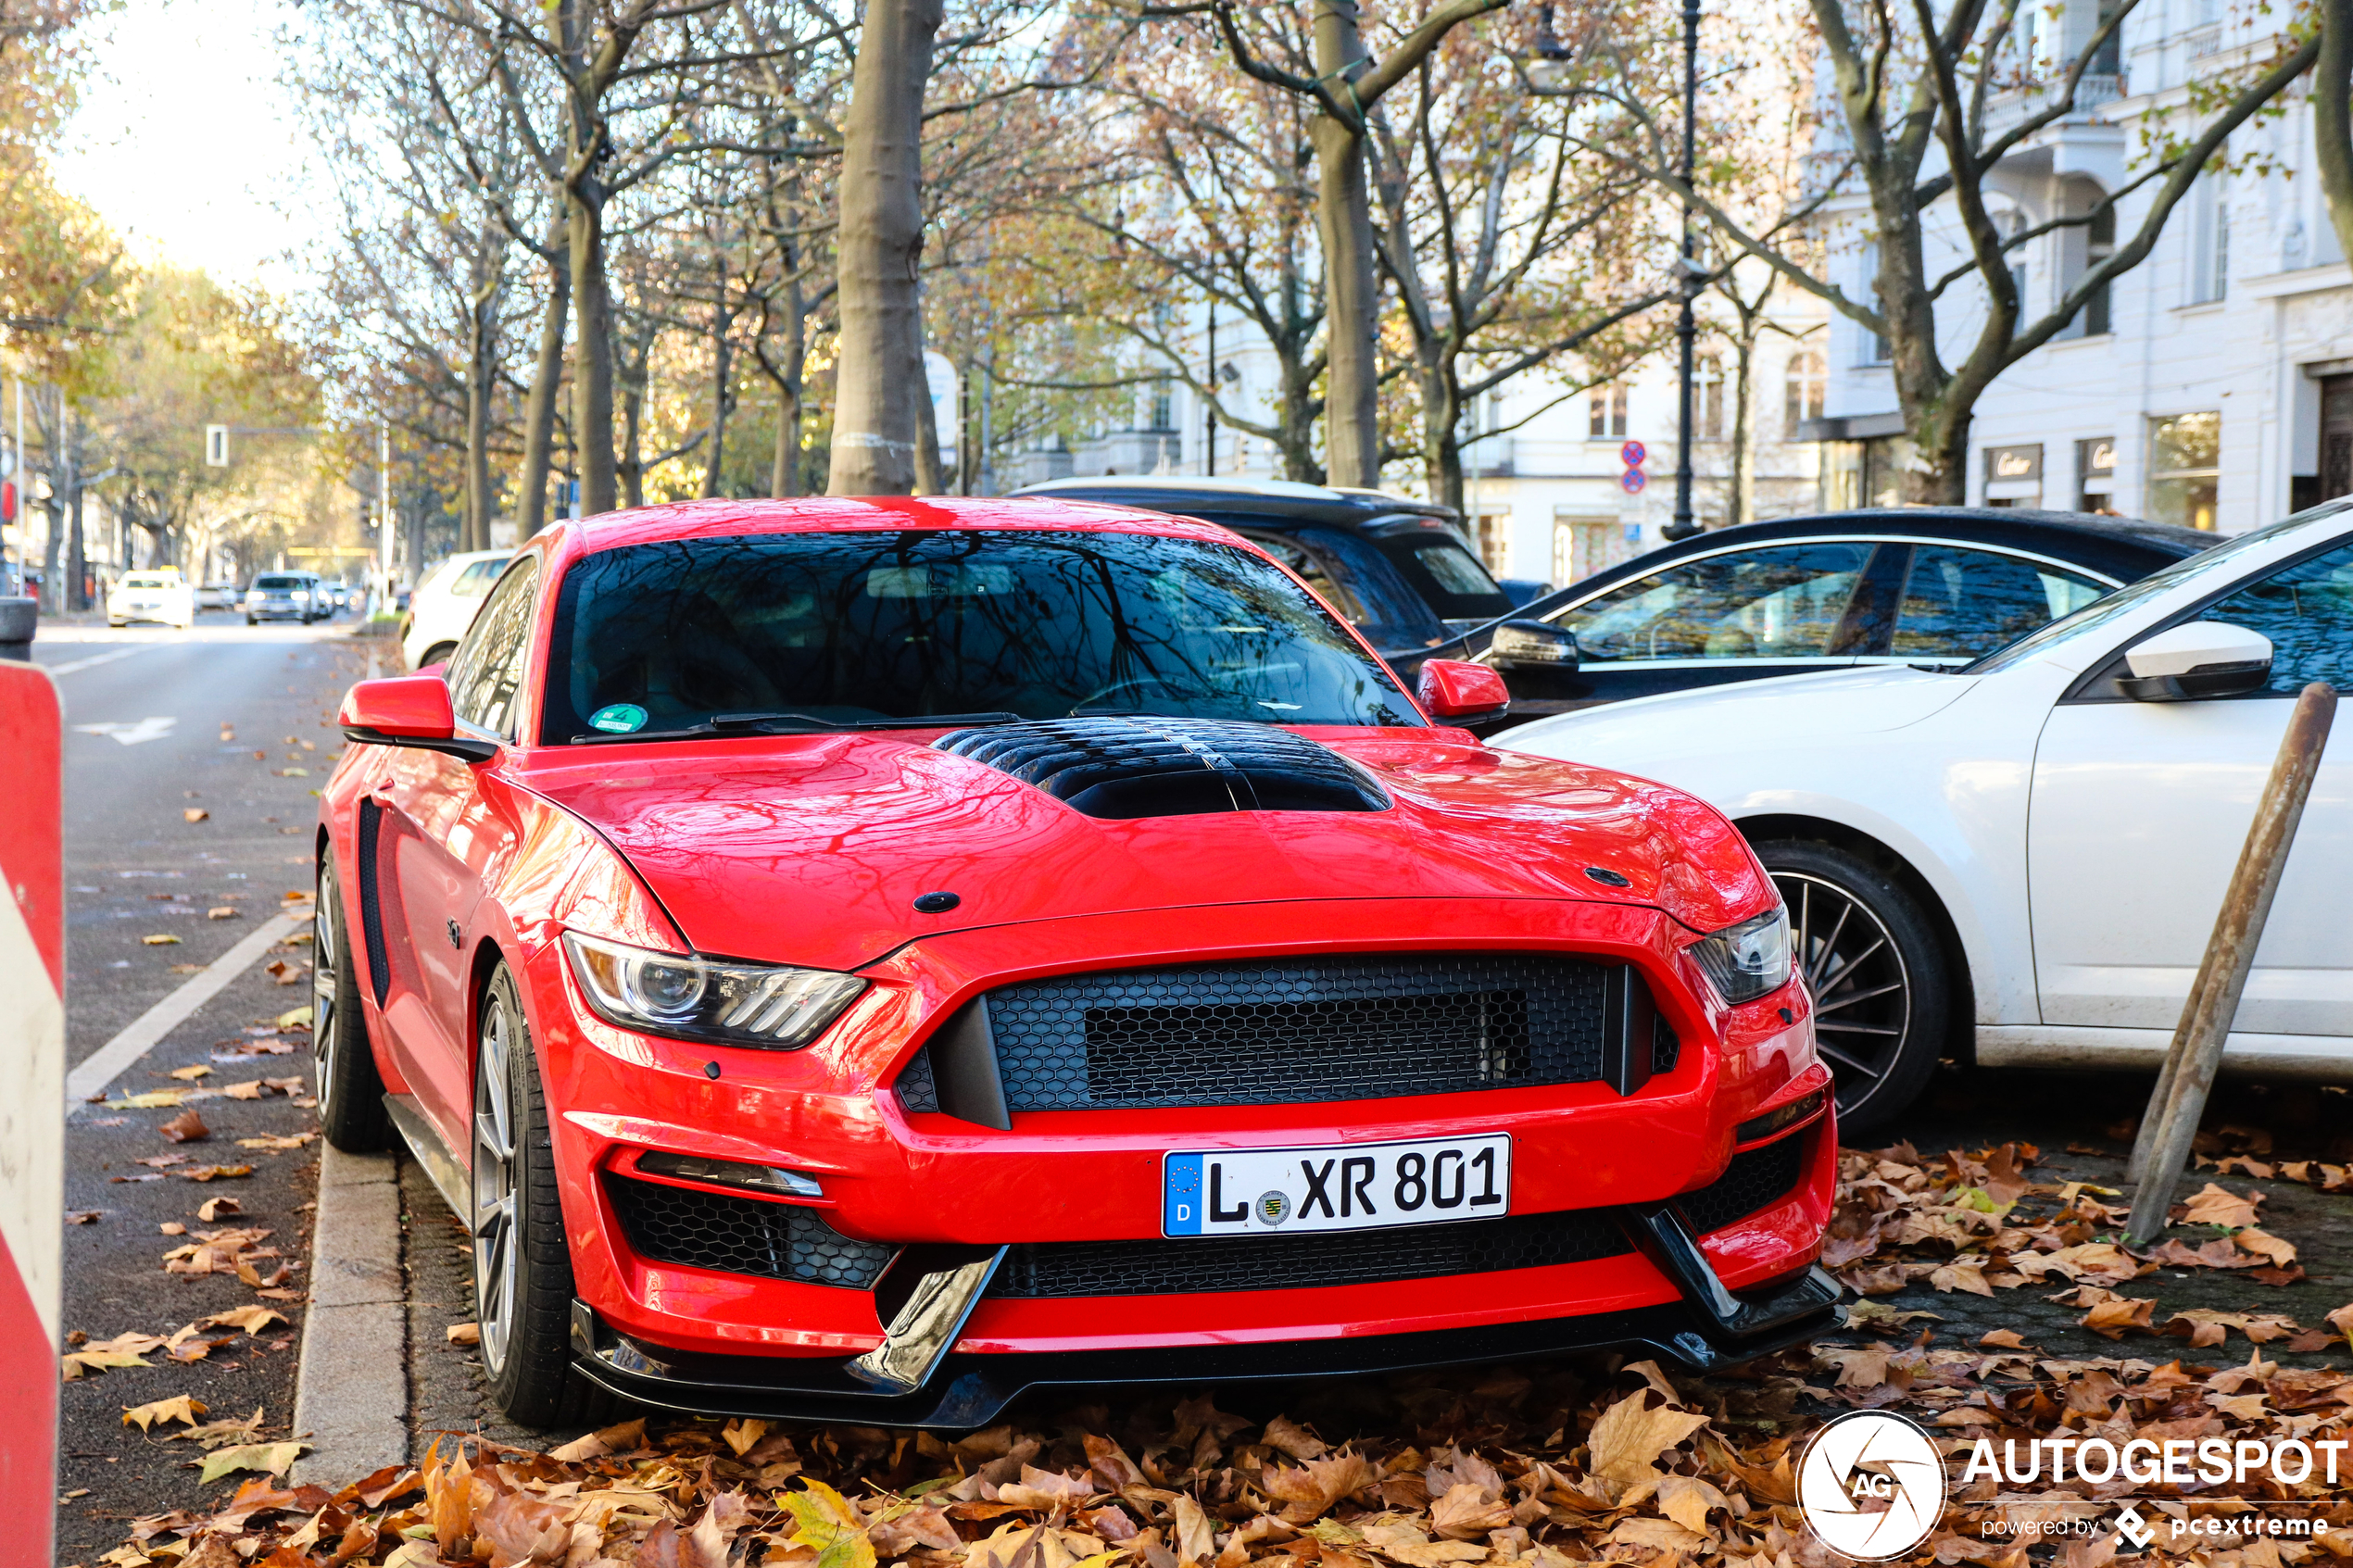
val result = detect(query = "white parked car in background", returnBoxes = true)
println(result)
[398,548,512,670]
[107,569,195,630]
[1495,501,2353,1132]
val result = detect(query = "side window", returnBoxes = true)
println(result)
[450,559,503,599]
[445,558,541,738]
[1245,532,1369,624]
[1553,543,1879,661]
[2199,538,2353,693]
[1892,546,2108,659]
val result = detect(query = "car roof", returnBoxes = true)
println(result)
[556,495,1260,556]
[1010,476,1460,532]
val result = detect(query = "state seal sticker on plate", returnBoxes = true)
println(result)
[1163,1134,1510,1237]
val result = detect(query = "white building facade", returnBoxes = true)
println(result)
[1807,2,2353,534]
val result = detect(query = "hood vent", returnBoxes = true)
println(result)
[935,717,1389,819]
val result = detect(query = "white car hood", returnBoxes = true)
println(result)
[1493,666,1978,764]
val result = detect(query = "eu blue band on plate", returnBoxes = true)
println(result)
[1164,1153,1203,1236]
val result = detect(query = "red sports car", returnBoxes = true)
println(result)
[317,495,1839,1428]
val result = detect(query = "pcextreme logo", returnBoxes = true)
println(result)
[1796,1411,1949,1561]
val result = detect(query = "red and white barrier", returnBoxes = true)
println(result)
[0,659,62,1559]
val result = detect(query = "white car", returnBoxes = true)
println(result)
[1494,500,2353,1132]
[399,548,512,670]
[107,570,195,630]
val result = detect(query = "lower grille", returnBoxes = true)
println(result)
[1676,1134,1809,1235]
[989,1207,1632,1298]
[605,1175,894,1288]
[905,954,1611,1112]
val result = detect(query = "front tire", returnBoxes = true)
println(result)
[314,857,391,1151]
[472,964,610,1428]
[1754,839,1949,1136]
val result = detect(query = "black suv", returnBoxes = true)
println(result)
[1013,477,1548,661]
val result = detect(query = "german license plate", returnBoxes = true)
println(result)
[1162,1134,1510,1237]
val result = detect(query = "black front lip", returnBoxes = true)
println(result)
[570,1246,1843,1429]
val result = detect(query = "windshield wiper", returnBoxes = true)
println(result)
[568,710,1026,745]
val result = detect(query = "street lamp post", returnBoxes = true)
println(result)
[1665,0,1704,542]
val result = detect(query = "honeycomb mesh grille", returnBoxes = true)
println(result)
[989,1207,1632,1298]
[976,954,1608,1110]
[604,1175,894,1287]
[1676,1135,1808,1235]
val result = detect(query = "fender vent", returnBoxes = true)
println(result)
[934,717,1388,819]
[357,798,390,1007]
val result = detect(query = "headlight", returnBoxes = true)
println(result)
[561,932,867,1049]
[1687,905,1793,1005]
[292,591,309,603]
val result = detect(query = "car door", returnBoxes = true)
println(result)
[2028,534,2353,1043]
[375,556,540,1141]
[1500,541,1902,714]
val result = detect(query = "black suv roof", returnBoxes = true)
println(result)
[1013,476,1463,533]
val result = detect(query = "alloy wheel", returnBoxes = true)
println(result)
[471,1001,520,1375]
[313,863,342,1115]
[1772,870,1912,1114]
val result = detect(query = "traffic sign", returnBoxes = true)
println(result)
[206,425,229,467]
[1619,468,1648,495]
[1619,440,1647,469]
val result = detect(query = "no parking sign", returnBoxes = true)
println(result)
[0,658,61,1557]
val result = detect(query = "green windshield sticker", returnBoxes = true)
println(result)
[589,703,647,734]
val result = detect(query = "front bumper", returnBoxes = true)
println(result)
[571,1245,1843,1428]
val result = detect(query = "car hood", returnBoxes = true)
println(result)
[520,728,1772,971]
[1493,665,1977,762]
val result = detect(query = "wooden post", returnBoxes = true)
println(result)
[2124,682,2337,1246]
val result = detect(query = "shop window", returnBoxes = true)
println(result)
[2146,413,2220,531]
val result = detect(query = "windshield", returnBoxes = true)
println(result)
[1964,502,2353,675]
[541,530,1423,743]
[124,576,170,589]
[1371,531,1514,622]
[253,575,300,589]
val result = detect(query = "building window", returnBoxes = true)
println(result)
[1148,379,1174,432]
[2077,435,2119,512]
[1589,383,1628,439]
[2089,0,2123,74]
[1858,246,1890,363]
[1695,356,1724,440]
[2147,413,2221,531]
[1783,351,1825,433]
[1473,512,1509,574]
[2082,204,2116,335]
[2189,174,2229,304]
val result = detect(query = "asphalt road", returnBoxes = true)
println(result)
[40,611,377,1559]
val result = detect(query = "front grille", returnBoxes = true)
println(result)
[605,1175,894,1287]
[905,955,1610,1112]
[1676,1134,1809,1235]
[989,1207,1633,1298]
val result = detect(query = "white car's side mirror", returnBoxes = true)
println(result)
[2120,621,2273,702]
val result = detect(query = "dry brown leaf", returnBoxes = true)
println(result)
[123,1395,207,1432]
[183,808,209,822]
[1171,1495,1218,1564]
[1265,1453,1378,1523]
[1261,1415,1327,1461]
[169,1065,211,1081]
[1586,1392,1708,1488]
[1426,1484,1511,1540]
[158,1110,209,1144]
[2180,1182,2261,1229]
[2233,1227,2297,1266]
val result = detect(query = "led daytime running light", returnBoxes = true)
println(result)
[562,931,866,1050]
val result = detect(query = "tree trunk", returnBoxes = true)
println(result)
[1727,329,1755,528]
[2317,0,2353,266]
[828,0,944,495]
[703,259,735,498]
[465,341,494,552]
[1312,117,1380,486]
[40,501,62,612]
[515,225,571,535]
[1422,368,1465,515]
[569,191,619,516]
[911,339,944,495]
[621,363,647,510]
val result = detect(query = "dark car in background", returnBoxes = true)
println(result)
[245,571,328,625]
[1013,476,1549,662]
[1430,508,2217,731]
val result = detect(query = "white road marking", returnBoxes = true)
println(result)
[65,911,308,1110]
[71,716,178,745]
[43,646,158,677]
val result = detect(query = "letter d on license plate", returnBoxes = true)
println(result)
[1163,1135,1511,1237]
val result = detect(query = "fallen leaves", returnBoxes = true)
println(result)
[207,906,239,920]
[198,1440,306,1486]
[141,934,182,946]
[63,1332,166,1379]
[123,1395,207,1432]
[445,1322,481,1345]
[182,808,209,822]
[168,1064,211,1082]
[158,1110,210,1143]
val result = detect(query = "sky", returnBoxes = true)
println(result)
[51,0,326,291]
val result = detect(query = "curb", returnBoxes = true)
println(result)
[290,1143,409,1486]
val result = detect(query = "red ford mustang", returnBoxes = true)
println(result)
[316,495,1840,1428]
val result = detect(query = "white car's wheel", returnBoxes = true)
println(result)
[1756,840,1950,1135]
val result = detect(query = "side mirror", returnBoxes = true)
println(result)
[2120,621,2272,702]
[1417,659,1513,722]
[338,676,497,762]
[1489,619,1579,672]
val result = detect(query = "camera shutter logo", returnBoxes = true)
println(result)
[1795,1411,1947,1560]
